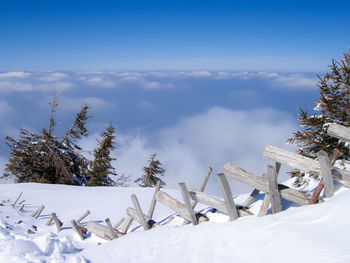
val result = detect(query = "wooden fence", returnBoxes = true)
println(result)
[3,123,350,241]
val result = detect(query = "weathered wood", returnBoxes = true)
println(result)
[119,216,133,233]
[242,188,260,207]
[192,167,213,209]
[52,213,62,233]
[18,200,25,205]
[71,219,85,240]
[105,218,118,239]
[127,207,149,226]
[12,192,23,207]
[179,183,198,225]
[113,217,125,229]
[263,145,350,186]
[32,205,45,218]
[19,204,25,212]
[147,180,161,219]
[46,215,54,226]
[77,210,90,224]
[267,165,282,214]
[156,191,194,221]
[327,123,350,142]
[217,173,239,220]
[317,151,335,198]
[190,189,252,217]
[223,162,310,205]
[258,193,270,217]
[131,194,150,230]
[86,221,115,240]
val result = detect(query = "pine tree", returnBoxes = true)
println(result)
[135,153,165,187]
[3,96,91,185]
[86,123,117,186]
[287,51,350,186]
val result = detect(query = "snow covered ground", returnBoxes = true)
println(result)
[0,181,349,263]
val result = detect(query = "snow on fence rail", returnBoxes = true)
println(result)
[3,122,350,243]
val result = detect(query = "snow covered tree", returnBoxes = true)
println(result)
[287,51,350,186]
[3,95,91,185]
[135,153,165,187]
[86,123,118,186]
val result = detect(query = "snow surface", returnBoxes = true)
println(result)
[0,182,350,263]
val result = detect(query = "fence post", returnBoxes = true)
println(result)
[52,213,62,233]
[131,194,150,230]
[217,173,238,220]
[316,151,334,198]
[192,167,213,209]
[105,218,118,239]
[147,180,162,219]
[12,192,23,207]
[267,165,282,214]
[179,183,198,225]
[113,217,125,229]
[32,205,45,218]
[77,210,91,224]
[71,219,85,240]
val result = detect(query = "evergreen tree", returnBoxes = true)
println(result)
[3,96,91,185]
[135,153,165,187]
[86,123,117,186]
[287,51,350,186]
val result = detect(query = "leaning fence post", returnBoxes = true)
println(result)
[217,173,238,220]
[32,205,45,218]
[147,180,162,219]
[242,188,260,207]
[105,218,118,239]
[267,165,282,214]
[113,217,125,229]
[316,151,334,198]
[71,219,85,240]
[179,182,198,225]
[52,213,62,233]
[120,216,133,233]
[77,210,91,224]
[131,194,150,230]
[12,192,23,207]
[192,167,213,209]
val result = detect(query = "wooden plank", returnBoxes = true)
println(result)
[46,215,53,226]
[258,193,270,217]
[316,151,335,198]
[327,123,350,142]
[86,221,115,240]
[113,217,125,229]
[156,191,193,221]
[267,165,282,214]
[52,213,62,233]
[263,145,350,187]
[217,174,238,220]
[223,162,310,205]
[131,194,150,230]
[179,183,198,225]
[192,167,213,209]
[147,180,161,219]
[32,205,45,218]
[12,192,22,207]
[105,218,118,239]
[77,210,90,224]
[71,219,85,240]
[242,188,260,207]
[119,216,133,233]
[190,189,252,217]
[127,207,149,224]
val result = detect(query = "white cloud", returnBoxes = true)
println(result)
[0,101,13,117]
[0,72,31,78]
[86,76,115,88]
[185,71,212,77]
[142,81,161,90]
[116,107,297,194]
[0,80,34,92]
[37,72,67,82]
[59,96,114,112]
[271,74,317,89]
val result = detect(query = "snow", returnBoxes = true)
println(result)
[0,181,350,262]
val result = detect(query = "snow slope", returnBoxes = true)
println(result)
[0,182,349,263]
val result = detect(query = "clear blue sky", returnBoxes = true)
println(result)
[1,0,349,71]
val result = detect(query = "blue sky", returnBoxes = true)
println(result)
[0,1,349,192]
[1,0,349,71]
